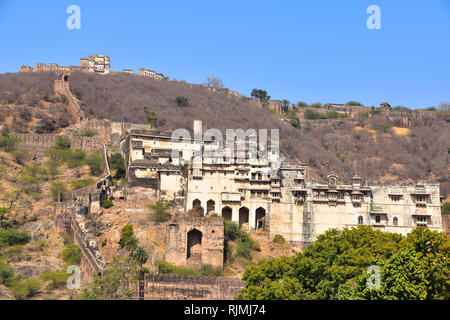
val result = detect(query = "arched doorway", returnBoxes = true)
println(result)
[192,199,204,215]
[187,229,202,259]
[222,207,232,221]
[239,207,249,227]
[207,200,215,214]
[255,207,266,230]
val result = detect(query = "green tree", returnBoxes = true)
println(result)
[251,89,271,105]
[40,271,69,289]
[131,247,149,268]
[85,153,103,176]
[147,201,171,224]
[54,136,71,150]
[50,182,67,202]
[80,257,138,300]
[44,160,61,179]
[118,224,139,252]
[143,106,158,126]
[346,101,363,106]
[110,153,126,179]
[61,244,82,266]
[174,96,189,107]
[0,207,11,228]
[382,249,427,300]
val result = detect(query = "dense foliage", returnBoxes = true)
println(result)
[238,226,449,300]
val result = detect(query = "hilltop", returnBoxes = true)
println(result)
[0,71,449,195]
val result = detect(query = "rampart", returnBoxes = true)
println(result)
[10,133,102,152]
[145,274,244,300]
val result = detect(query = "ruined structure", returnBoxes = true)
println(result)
[20,55,110,75]
[121,120,444,249]
[166,217,224,268]
[138,68,164,80]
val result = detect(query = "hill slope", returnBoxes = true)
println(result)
[0,71,449,194]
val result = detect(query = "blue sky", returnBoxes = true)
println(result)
[0,0,449,108]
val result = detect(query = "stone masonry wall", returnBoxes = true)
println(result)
[145,275,244,300]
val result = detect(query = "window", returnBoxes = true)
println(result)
[375,215,381,223]
[393,217,398,226]
[358,216,363,225]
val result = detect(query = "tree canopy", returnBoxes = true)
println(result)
[238,226,449,300]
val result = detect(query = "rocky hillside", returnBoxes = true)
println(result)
[0,71,449,194]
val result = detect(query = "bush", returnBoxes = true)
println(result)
[174,96,189,107]
[102,199,114,209]
[273,234,285,244]
[347,101,363,106]
[235,239,252,259]
[40,271,69,289]
[374,124,393,133]
[70,178,95,190]
[9,278,41,299]
[0,261,14,284]
[0,228,30,246]
[442,203,450,215]
[11,149,30,165]
[119,224,138,252]
[147,201,171,223]
[200,264,223,276]
[73,129,98,137]
[54,136,71,150]
[110,153,126,180]
[61,244,82,265]
[0,131,21,152]
[85,153,103,176]
[50,182,66,202]
[224,221,241,241]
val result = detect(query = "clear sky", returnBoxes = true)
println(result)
[0,0,449,108]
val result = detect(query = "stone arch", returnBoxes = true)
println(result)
[222,207,232,221]
[358,216,363,225]
[187,229,202,259]
[393,217,398,226]
[255,207,266,230]
[207,199,215,214]
[192,199,204,215]
[239,207,249,227]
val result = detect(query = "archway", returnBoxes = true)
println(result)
[192,199,204,215]
[207,200,215,214]
[187,229,202,259]
[239,207,249,227]
[255,207,266,230]
[222,207,232,221]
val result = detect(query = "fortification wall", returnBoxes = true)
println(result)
[442,215,450,238]
[10,133,102,152]
[145,275,244,300]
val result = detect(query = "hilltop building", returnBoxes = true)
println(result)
[138,68,164,80]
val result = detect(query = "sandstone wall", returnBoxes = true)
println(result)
[442,215,450,238]
[145,274,244,300]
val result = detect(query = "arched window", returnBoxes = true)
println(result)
[393,217,398,226]
[358,216,363,225]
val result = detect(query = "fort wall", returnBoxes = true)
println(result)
[145,274,244,300]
